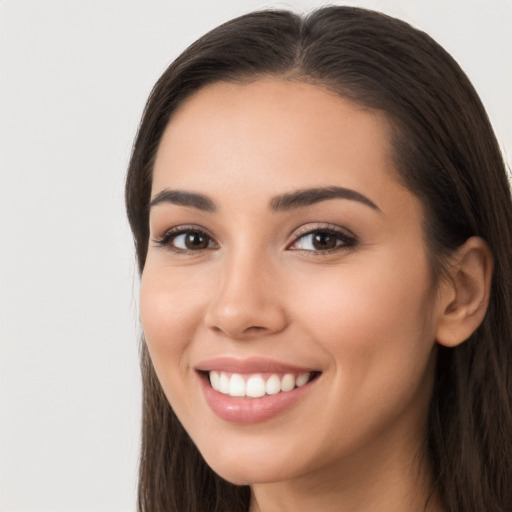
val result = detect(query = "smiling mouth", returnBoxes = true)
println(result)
[205,370,320,398]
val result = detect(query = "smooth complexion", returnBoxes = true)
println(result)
[140,80,490,511]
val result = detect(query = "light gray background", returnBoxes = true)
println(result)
[1,0,510,511]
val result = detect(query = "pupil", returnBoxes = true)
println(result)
[186,232,208,249]
[313,232,336,250]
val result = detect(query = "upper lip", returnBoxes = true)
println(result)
[194,356,317,374]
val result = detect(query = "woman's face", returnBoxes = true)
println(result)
[140,80,443,486]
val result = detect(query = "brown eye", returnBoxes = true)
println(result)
[289,228,356,253]
[183,231,210,250]
[311,232,338,250]
[155,228,218,252]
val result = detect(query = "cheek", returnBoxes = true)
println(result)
[283,258,438,458]
[139,265,207,375]
[289,252,437,389]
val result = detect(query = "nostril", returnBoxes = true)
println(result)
[244,326,267,333]
[204,296,288,339]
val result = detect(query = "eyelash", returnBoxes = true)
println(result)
[287,225,357,254]
[153,224,357,255]
[153,226,218,254]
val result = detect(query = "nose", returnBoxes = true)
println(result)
[204,250,288,340]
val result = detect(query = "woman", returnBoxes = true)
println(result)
[125,6,512,512]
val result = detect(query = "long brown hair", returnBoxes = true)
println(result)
[126,7,512,511]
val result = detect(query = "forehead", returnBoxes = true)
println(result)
[152,79,404,209]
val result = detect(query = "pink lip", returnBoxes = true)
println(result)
[195,356,314,374]
[195,357,319,424]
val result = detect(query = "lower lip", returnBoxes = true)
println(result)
[198,373,316,424]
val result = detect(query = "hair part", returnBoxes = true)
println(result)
[126,7,512,511]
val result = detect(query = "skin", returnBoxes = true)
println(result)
[140,79,463,511]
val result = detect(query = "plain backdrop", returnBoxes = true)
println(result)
[1,0,510,511]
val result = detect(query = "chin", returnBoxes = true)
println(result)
[209,461,289,486]
[199,442,303,486]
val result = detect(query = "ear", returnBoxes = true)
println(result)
[436,236,493,348]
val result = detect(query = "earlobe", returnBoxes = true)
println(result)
[436,237,493,348]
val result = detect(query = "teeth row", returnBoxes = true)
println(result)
[209,371,311,398]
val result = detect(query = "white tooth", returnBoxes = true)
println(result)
[295,372,310,387]
[210,371,220,391]
[281,373,295,392]
[246,375,266,398]
[219,372,230,394]
[229,374,246,397]
[266,374,281,395]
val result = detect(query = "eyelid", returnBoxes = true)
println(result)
[290,222,356,240]
[151,222,357,254]
[286,223,358,252]
[152,224,219,252]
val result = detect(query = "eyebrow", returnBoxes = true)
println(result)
[269,186,381,213]
[149,189,217,212]
[149,185,380,214]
